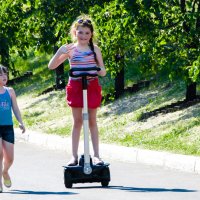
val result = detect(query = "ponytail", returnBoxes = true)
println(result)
[89,38,97,63]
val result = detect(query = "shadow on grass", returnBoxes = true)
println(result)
[24,92,61,110]
[140,96,200,121]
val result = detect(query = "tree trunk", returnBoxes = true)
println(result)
[115,66,124,99]
[55,64,65,89]
[54,46,65,89]
[180,0,197,100]
[1,44,10,69]
[186,82,196,101]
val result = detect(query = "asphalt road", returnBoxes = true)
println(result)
[1,140,200,200]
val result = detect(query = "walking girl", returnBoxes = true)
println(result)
[0,65,25,192]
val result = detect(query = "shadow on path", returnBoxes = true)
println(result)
[108,186,197,193]
[73,185,197,193]
[4,189,78,195]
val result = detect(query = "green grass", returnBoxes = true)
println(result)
[11,53,200,156]
[117,118,200,155]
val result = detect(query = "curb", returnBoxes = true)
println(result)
[15,128,200,174]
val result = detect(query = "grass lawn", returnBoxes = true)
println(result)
[10,53,200,156]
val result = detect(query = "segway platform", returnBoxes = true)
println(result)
[64,155,110,188]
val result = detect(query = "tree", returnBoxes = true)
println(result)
[90,0,200,100]
[90,0,135,98]
[132,0,200,100]
[28,0,110,89]
[0,0,109,84]
[0,0,32,76]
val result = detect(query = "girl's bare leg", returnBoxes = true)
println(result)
[88,108,100,158]
[67,107,82,165]
[0,139,3,190]
[2,140,14,186]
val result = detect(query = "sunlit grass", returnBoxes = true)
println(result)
[13,78,200,156]
[11,53,200,156]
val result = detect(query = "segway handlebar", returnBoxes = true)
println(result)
[69,67,101,78]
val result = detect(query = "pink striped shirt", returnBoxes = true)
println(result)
[69,47,97,79]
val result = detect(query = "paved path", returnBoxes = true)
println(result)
[1,141,200,200]
[15,129,200,174]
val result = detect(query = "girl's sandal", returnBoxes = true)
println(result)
[67,157,78,166]
[0,186,3,193]
[93,157,104,165]
[4,178,12,188]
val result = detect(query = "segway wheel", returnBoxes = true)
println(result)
[101,180,109,187]
[64,170,73,188]
[101,168,110,187]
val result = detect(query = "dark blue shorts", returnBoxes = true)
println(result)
[0,125,15,144]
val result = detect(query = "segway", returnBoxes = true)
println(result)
[63,67,110,188]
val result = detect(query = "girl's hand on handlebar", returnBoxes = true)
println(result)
[97,66,106,77]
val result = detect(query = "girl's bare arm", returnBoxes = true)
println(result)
[94,45,106,77]
[9,88,25,133]
[48,43,74,70]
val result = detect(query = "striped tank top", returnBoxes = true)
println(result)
[69,47,97,79]
[0,87,13,125]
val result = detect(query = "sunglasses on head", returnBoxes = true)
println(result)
[77,19,92,25]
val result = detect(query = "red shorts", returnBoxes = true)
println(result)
[66,78,102,109]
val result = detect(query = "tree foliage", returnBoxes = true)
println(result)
[0,0,199,99]
[0,0,109,72]
[0,0,33,74]
[27,0,110,52]
[89,0,200,99]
